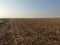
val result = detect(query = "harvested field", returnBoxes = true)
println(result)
[0,18,60,45]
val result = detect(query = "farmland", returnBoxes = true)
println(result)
[0,18,60,45]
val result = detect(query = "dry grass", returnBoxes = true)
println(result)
[0,18,60,45]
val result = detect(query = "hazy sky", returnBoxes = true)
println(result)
[0,0,60,18]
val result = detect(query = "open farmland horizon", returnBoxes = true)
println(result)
[0,18,60,45]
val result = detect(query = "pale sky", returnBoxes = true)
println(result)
[0,0,60,18]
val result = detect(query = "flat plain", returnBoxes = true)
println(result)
[0,18,60,45]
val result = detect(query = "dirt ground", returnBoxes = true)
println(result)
[0,18,60,45]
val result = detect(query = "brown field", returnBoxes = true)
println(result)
[0,18,60,45]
